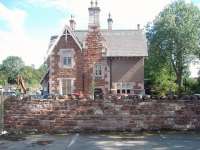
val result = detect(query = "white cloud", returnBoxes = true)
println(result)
[27,0,200,29]
[0,3,27,32]
[0,2,47,68]
[1,0,199,68]
[27,0,176,29]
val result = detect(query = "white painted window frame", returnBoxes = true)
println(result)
[94,63,104,80]
[59,78,75,95]
[115,82,134,94]
[59,49,75,69]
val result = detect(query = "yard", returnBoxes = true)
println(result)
[0,132,200,150]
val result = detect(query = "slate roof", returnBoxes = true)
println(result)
[74,29,148,57]
[48,28,148,57]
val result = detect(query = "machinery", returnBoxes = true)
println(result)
[16,75,26,94]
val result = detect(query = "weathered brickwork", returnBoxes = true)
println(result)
[48,29,108,96]
[43,1,148,96]
[4,98,200,133]
[49,34,83,94]
[83,29,107,95]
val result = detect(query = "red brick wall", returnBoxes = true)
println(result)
[4,98,200,133]
[49,34,83,94]
[83,29,107,96]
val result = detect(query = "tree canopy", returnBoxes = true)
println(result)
[0,56,25,84]
[0,56,47,89]
[146,0,200,94]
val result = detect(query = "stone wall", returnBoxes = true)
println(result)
[4,97,200,133]
[83,29,107,96]
[49,34,83,94]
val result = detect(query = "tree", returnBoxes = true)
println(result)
[146,0,200,93]
[20,63,48,88]
[1,56,25,84]
[0,65,7,85]
[37,63,48,79]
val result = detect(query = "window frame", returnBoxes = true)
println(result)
[59,49,74,68]
[94,63,104,80]
[116,82,133,94]
[59,78,74,95]
[63,56,72,67]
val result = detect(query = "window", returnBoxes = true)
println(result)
[117,89,120,94]
[59,49,74,68]
[60,79,72,95]
[122,89,126,94]
[115,82,133,94]
[94,64,103,79]
[95,64,102,76]
[63,57,72,66]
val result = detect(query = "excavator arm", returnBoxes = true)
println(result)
[16,75,26,94]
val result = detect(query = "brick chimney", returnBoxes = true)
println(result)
[69,15,76,31]
[83,0,107,96]
[107,13,113,31]
[88,0,100,31]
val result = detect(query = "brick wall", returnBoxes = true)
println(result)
[83,29,107,96]
[49,34,83,94]
[4,97,200,133]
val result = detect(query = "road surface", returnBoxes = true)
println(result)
[0,132,200,150]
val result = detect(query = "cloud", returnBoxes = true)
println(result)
[0,2,47,68]
[0,3,27,32]
[27,0,176,29]
[27,0,200,29]
[1,0,199,68]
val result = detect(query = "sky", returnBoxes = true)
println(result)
[0,0,200,76]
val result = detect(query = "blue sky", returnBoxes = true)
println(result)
[0,0,200,71]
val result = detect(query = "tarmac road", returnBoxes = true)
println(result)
[0,132,200,150]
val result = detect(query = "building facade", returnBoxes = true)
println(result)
[41,1,148,96]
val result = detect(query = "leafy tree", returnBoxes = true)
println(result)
[20,63,48,88]
[0,56,47,91]
[1,56,25,84]
[37,63,48,78]
[146,0,200,93]
[0,65,7,85]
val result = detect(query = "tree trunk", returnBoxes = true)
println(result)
[176,71,182,94]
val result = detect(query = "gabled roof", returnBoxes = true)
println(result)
[74,29,148,57]
[47,25,82,57]
[48,29,148,57]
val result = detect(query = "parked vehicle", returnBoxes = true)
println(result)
[94,88,104,99]
[3,91,16,96]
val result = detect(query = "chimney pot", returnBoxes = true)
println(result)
[107,13,113,31]
[137,24,140,30]
[90,0,94,7]
[69,15,76,31]
[88,0,100,30]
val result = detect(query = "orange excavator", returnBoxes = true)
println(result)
[16,75,26,94]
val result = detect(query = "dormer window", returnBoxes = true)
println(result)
[59,49,74,68]
[63,56,72,67]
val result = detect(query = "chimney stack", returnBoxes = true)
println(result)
[88,0,100,30]
[137,24,140,30]
[69,15,76,31]
[107,13,113,31]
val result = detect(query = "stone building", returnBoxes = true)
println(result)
[41,0,148,96]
